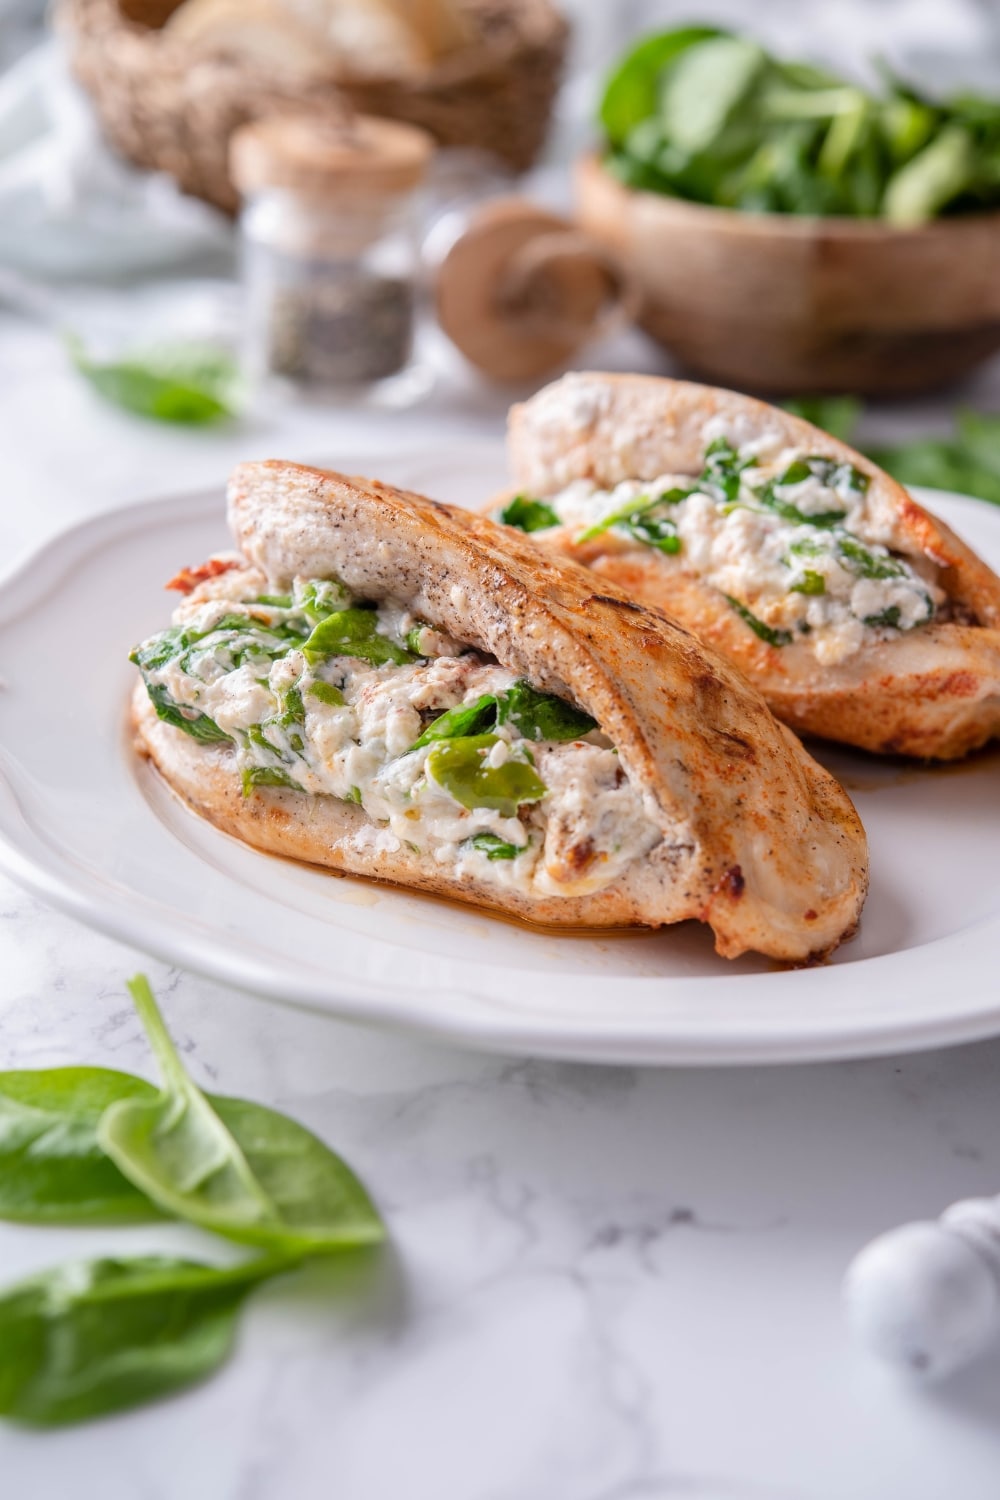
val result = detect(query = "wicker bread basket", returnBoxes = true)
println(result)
[58,0,569,213]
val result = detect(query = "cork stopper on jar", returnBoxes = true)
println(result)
[434,198,635,383]
[230,112,434,202]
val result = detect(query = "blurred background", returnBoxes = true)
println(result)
[0,0,998,521]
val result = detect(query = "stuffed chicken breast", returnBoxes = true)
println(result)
[500,373,1000,759]
[130,459,868,962]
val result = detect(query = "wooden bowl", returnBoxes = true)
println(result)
[57,0,569,215]
[575,153,1000,397]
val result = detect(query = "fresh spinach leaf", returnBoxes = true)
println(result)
[0,1252,292,1426]
[753,468,847,528]
[724,596,792,646]
[278,685,305,726]
[243,686,307,763]
[130,628,189,674]
[0,1069,161,1225]
[68,338,241,426]
[498,495,560,533]
[880,93,938,164]
[786,536,828,560]
[600,26,723,147]
[862,605,903,628]
[464,833,525,861]
[836,535,905,580]
[865,410,1000,506]
[187,617,308,672]
[789,570,826,596]
[599,28,1000,221]
[145,685,231,745]
[782,396,862,443]
[498,680,598,742]
[783,400,1000,506]
[955,410,1000,481]
[410,683,596,752]
[403,622,432,653]
[578,490,688,550]
[409,694,499,752]
[884,122,977,224]
[240,766,304,796]
[132,615,306,683]
[700,437,758,501]
[867,436,1000,505]
[307,680,345,707]
[660,35,766,157]
[302,609,415,668]
[799,456,868,494]
[426,735,547,817]
[298,579,349,623]
[99,977,383,1256]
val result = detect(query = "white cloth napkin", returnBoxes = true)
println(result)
[0,40,233,282]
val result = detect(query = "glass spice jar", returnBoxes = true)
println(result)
[230,113,433,402]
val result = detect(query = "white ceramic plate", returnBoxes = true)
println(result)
[0,442,997,1065]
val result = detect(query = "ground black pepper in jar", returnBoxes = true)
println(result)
[230,113,433,399]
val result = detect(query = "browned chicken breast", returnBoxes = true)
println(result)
[499,373,1000,760]
[130,459,868,962]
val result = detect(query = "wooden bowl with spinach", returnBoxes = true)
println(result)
[575,28,1000,395]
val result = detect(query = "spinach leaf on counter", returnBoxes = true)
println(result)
[68,338,241,426]
[0,976,384,1427]
[0,1253,294,1426]
[782,397,863,442]
[0,1069,162,1225]
[782,397,1000,507]
[867,411,1000,506]
[98,977,383,1256]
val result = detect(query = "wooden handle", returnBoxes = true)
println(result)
[495,228,637,344]
[433,197,636,383]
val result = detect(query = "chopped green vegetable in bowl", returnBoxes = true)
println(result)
[601,27,1000,222]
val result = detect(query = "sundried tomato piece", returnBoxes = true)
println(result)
[166,558,240,594]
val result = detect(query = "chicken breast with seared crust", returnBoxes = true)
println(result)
[499,372,1000,760]
[130,459,868,963]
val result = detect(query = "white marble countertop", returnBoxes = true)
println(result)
[2,311,1000,1499]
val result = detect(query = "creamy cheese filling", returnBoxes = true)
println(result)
[132,575,662,898]
[505,438,944,666]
